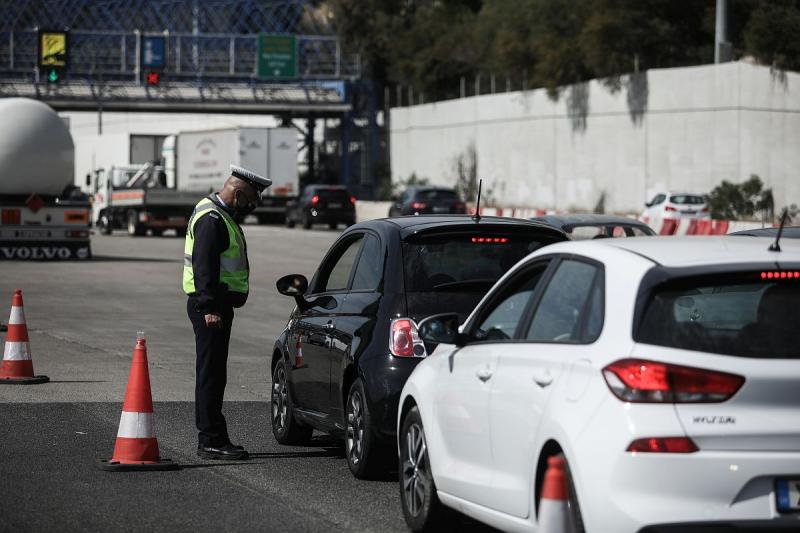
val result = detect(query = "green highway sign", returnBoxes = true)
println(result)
[257,34,297,79]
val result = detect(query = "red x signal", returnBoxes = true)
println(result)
[145,71,160,86]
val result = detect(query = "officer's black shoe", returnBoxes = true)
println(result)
[197,444,249,460]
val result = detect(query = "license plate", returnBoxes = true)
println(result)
[776,479,800,512]
[433,207,449,213]
[683,210,696,215]
[15,229,49,238]
[328,203,342,208]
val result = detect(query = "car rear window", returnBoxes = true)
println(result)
[669,194,705,205]
[401,230,558,318]
[568,224,652,239]
[416,189,459,201]
[635,272,800,358]
[314,188,350,201]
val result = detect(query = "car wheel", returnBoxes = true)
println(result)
[328,222,337,230]
[400,406,448,532]
[286,215,295,228]
[271,359,313,445]
[563,456,586,533]
[302,213,312,230]
[127,210,145,236]
[99,213,112,235]
[345,378,387,479]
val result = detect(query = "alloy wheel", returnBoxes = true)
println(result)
[346,391,364,465]
[402,422,428,517]
[271,365,288,432]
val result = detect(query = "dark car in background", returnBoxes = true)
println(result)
[270,215,567,479]
[531,214,656,239]
[388,186,466,217]
[286,184,356,230]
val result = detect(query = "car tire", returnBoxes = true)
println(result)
[399,406,449,532]
[99,213,112,235]
[286,215,295,228]
[345,378,388,479]
[271,359,313,445]
[328,222,337,230]
[302,213,312,230]
[175,227,187,238]
[127,210,145,237]
[563,455,586,533]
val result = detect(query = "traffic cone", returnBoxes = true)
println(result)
[295,337,306,369]
[538,455,576,533]
[98,333,179,471]
[0,289,49,384]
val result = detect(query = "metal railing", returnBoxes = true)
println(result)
[0,29,359,82]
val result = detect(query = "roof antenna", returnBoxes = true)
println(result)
[769,204,796,252]
[472,179,483,223]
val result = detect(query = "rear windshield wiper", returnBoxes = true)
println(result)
[433,279,497,291]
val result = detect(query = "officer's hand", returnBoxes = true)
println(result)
[204,313,223,329]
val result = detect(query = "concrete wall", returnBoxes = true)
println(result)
[390,62,800,214]
[63,111,280,189]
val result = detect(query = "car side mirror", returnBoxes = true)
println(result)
[418,313,466,347]
[276,273,312,311]
[644,201,652,208]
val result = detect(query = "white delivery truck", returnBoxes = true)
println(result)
[91,126,298,236]
[167,127,299,224]
[0,98,91,259]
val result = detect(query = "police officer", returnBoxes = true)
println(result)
[183,165,271,460]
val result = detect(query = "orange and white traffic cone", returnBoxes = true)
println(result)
[295,337,306,369]
[538,455,577,533]
[0,289,48,384]
[98,333,179,471]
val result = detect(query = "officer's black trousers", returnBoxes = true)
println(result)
[187,298,234,448]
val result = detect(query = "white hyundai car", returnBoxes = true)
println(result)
[397,236,800,533]
[642,192,710,221]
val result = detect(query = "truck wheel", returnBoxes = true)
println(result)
[286,215,295,228]
[151,229,163,237]
[302,214,312,230]
[99,213,112,235]
[127,211,145,237]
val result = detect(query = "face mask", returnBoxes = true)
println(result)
[233,189,257,220]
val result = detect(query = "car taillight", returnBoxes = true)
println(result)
[350,196,357,205]
[627,437,698,453]
[665,205,678,212]
[311,194,320,205]
[761,271,800,279]
[390,318,427,358]
[454,202,465,210]
[411,202,427,210]
[602,358,744,403]
[471,237,509,244]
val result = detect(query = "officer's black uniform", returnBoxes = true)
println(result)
[186,194,248,449]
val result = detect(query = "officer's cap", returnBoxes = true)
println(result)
[230,165,272,192]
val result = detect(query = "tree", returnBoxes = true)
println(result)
[744,0,800,71]
[707,175,774,221]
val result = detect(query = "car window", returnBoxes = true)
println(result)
[417,189,459,201]
[351,234,383,291]
[650,194,666,205]
[472,263,549,342]
[313,236,364,293]
[669,194,705,205]
[525,259,603,343]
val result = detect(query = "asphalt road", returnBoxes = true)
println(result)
[0,226,494,533]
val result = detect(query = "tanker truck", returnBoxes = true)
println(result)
[0,98,91,260]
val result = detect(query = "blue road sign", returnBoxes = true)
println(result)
[141,36,166,69]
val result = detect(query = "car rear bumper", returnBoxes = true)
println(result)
[639,519,800,532]
[360,354,424,439]
[584,451,800,532]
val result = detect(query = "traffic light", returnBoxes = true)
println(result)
[145,71,161,86]
[45,68,61,84]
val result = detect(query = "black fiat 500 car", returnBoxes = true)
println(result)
[270,215,566,478]
[388,186,466,217]
[286,184,356,229]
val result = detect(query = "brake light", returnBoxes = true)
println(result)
[1,209,21,225]
[627,437,698,453]
[454,202,465,210]
[602,359,744,403]
[311,195,320,205]
[665,205,678,212]
[67,230,89,239]
[471,237,509,244]
[411,202,427,210]
[390,318,427,358]
[761,271,800,279]
[350,195,357,205]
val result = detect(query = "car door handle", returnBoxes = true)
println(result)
[475,366,494,382]
[532,371,554,388]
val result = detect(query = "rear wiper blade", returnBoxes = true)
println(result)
[433,278,496,290]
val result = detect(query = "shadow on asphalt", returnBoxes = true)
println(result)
[91,255,180,263]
